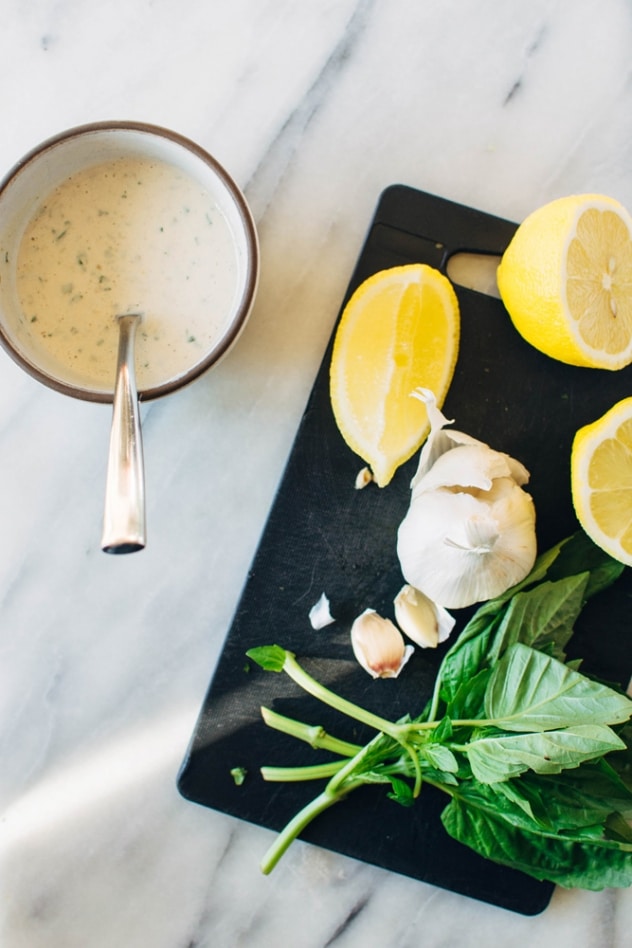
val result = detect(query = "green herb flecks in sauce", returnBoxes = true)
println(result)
[15,155,240,392]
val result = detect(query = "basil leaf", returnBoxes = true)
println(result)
[431,533,625,718]
[467,725,625,783]
[431,544,564,710]
[515,766,632,829]
[446,667,491,720]
[424,744,459,773]
[387,777,415,807]
[246,645,288,672]
[485,643,632,731]
[605,812,632,843]
[431,715,453,742]
[434,610,504,710]
[488,573,589,664]
[544,530,626,598]
[441,796,632,889]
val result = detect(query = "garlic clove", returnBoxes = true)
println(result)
[350,608,414,679]
[354,466,373,489]
[308,592,335,630]
[394,584,455,648]
[397,478,536,608]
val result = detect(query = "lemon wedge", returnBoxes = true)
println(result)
[497,194,632,369]
[571,397,632,564]
[329,264,460,487]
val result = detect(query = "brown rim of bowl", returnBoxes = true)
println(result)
[0,120,259,403]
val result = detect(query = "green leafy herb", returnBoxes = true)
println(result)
[230,767,247,786]
[246,533,632,887]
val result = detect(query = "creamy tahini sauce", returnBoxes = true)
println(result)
[15,156,240,391]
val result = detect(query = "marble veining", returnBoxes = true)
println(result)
[244,0,374,220]
[1,1,632,946]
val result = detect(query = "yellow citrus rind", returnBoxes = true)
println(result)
[329,263,460,487]
[571,396,632,565]
[497,194,632,370]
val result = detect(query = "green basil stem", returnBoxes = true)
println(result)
[281,651,404,739]
[259,735,455,873]
[260,781,364,874]
[261,706,361,757]
[261,761,347,782]
[260,740,380,873]
[426,673,445,724]
[279,652,508,738]
[281,651,428,786]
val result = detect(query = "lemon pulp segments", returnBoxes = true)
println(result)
[329,264,460,487]
[497,194,632,370]
[566,208,632,356]
[571,397,632,564]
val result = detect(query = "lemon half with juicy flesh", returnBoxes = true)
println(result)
[497,194,632,370]
[571,397,632,565]
[329,264,460,487]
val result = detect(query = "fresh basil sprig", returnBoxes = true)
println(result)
[246,533,632,888]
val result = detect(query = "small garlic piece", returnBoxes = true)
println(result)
[350,608,414,679]
[355,466,373,489]
[394,584,455,648]
[397,389,537,609]
[308,593,335,630]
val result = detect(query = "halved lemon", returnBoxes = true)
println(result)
[329,264,460,487]
[571,397,632,565]
[497,194,632,370]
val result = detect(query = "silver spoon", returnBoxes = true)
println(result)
[101,313,146,554]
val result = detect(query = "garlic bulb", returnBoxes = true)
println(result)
[350,608,414,679]
[394,584,455,648]
[397,390,537,609]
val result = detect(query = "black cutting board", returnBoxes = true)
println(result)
[178,186,632,916]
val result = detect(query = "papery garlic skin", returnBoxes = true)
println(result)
[350,608,414,679]
[308,592,335,630]
[410,388,529,493]
[413,442,529,496]
[398,476,536,609]
[397,389,537,610]
[394,584,455,648]
[409,388,479,490]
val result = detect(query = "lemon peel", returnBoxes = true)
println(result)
[329,264,460,487]
[571,396,632,565]
[497,193,632,370]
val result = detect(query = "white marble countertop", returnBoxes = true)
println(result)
[1,1,632,945]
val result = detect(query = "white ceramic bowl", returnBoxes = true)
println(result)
[0,121,259,401]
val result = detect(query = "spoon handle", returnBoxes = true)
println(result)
[101,313,146,554]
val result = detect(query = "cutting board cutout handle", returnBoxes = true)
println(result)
[446,249,502,298]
